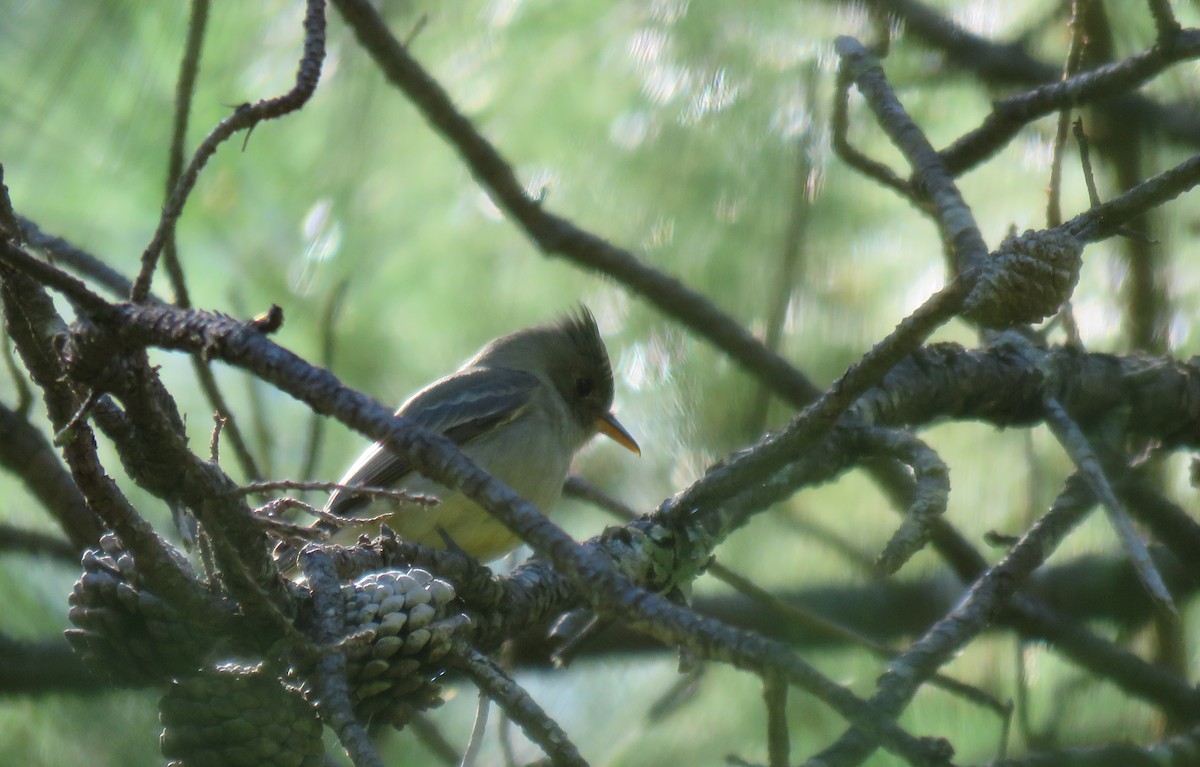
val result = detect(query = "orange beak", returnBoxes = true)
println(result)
[596,411,641,455]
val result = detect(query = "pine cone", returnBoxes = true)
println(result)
[335,568,471,728]
[65,533,209,683]
[963,229,1083,328]
[160,662,322,767]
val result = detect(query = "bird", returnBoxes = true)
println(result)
[321,307,640,561]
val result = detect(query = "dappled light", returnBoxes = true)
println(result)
[1,1,1200,766]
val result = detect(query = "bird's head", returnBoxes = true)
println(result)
[475,307,640,454]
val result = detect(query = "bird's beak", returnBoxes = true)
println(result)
[596,411,641,455]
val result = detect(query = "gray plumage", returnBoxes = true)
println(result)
[324,309,637,561]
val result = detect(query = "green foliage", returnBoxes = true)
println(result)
[2,0,1198,765]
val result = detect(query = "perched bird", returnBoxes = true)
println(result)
[323,308,639,561]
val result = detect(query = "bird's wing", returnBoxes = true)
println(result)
[326,367,540,518]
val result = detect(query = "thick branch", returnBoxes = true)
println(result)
[837,0,1200,167]
[31,289,945,764]
[0,265,221,627]
[0,401,102,549]
[0,634,105,695]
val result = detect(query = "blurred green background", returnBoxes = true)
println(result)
[1,0,1198,764]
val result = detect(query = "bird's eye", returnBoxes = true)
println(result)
[575,375,593,398]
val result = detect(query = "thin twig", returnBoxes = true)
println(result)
[0,524,78,563]
[244,500,329,541]
[459,690,491,767]
[234,478,439,505]
[780,514,878,572]
[970,720,1200,767]
[2,330,32,417]
[0,166,21,242]
[160,0,210,310]
[996,698,1014,761]
[807,473,1099,766]
[763,675,790,767]
[1050,4,1093,218]
[200,505,312,650]
[1045,0,1091,230]
[210,413,225,463]
[408,714,462,766]
[230,290,277,478]
[749,64,820,435]
[451,642,588,767]
[1010,586,1200,717]
[498,709,518,767]
[0,241,115,316]
[645,665,706,723]
[1115,472,1200,566]
[1041,396,1175,615]
[130,0,326,303]
[835,35,990,276]
[939,27,1200,174]
[1072,119,1102,209]
[190,356,263,480]
[52,389,99,447]
[832,63,914,200]
[1013,638,1044,750]
[710,563,1009,716]
[301,279,349,483]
